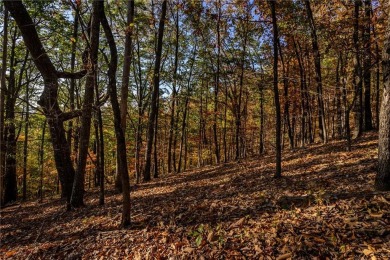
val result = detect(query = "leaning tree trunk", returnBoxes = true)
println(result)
[5,1,87,209]
[101,5,131,226]
[376,0,390,191]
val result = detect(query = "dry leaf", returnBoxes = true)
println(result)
[276,252,292,260]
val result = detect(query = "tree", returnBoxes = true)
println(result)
[71,0,103,207]
[0,5,9,205]
[352,0,363,139]
[363,0,373,131]
[100,2,131,226]
[268,0,282,178]
[115,0,135,191]
[4,0,86,209]
[376,0,390,191]
[305,0,327,143]
[144,0,167,182]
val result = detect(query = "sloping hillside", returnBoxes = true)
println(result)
[1,132,389,259]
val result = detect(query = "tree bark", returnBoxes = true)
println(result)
[213,0,221,164]
[22,81,30,201]
[353,0,363,139]
[71,1,102,207]
[305,0,327,143]
[144,0,167,182]
[67,6,79,149]
[376,0,390,191]
[363,0,373,131]
[0,4,8,206]
[3,29,19,205]
[269,0,282,178]
[115,0,135,191]
[100,5,131,226]
[4,0,83,209]
[168,3,180,173]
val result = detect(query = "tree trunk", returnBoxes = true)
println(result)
[0,5,9,206]
[293,38,308,146]
[305,0,327,143]
[168,4,180,174]
[71,1,102,207]
[144,0,167,182]
[269,0,282,178]
[178,94,189,173]
[376,0,390,191]
[115,0,134,191]
[278,42,293,149]
[22,81,29,201]
[363,0,373,131]
[258,82,265,154]
[213,0,221,164]
[353,0,363,139]
[153,95,159,178]
[94,73,105,205]
[100,5,131,226]
[67,6,79,149]
[39,121,47,202]
[3,30,18,205]
[5,1,87,209]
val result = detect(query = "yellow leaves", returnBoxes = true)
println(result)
[363,248,374,255]
[4,251,17,258]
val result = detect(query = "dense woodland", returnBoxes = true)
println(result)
[1,0,390,258]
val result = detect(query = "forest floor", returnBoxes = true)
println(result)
[1,132,390,259]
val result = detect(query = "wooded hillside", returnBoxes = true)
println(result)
[1,0,390,258]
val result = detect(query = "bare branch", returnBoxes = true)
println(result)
[56,70,87,79]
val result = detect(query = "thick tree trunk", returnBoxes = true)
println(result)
[101,6,131,226]
[269,0,282,178]
[376,0,390,191]
[144,0,167,182]
[305,0,327,143]
[5,1,87,209]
